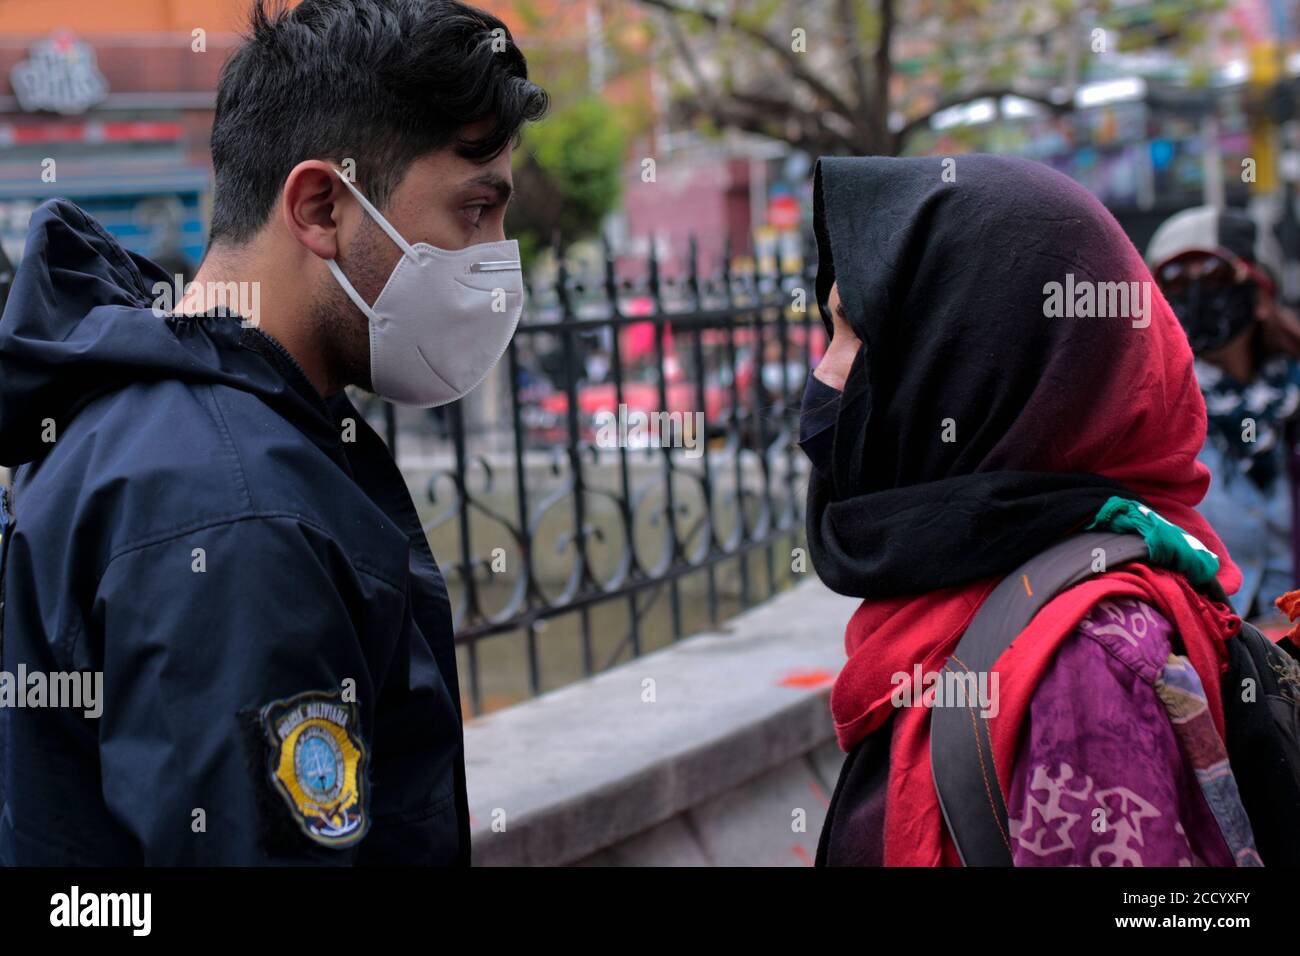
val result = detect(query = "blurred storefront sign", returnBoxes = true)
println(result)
[0,28,228,270]
[10,31,108,115]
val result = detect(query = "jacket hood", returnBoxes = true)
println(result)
[0,199,328,467]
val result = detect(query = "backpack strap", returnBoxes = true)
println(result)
[929,532,1150,866]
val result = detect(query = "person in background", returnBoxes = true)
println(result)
[1148,207,1300,622]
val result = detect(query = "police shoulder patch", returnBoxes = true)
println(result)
[261,690,369,848]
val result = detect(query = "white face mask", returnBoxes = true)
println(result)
[325,168,524,407]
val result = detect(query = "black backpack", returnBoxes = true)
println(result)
[930,531,1300,866]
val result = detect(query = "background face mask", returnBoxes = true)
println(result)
[326,168,524,407]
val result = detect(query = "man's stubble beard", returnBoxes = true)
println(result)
[315,213,389,394]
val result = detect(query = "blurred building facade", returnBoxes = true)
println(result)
[0,1,251,271]
[5,1,1298,284]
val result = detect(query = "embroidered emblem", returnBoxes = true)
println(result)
[261,690,368,847]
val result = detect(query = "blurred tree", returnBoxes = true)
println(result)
[508,96,628,264]
[634,0,1224,156]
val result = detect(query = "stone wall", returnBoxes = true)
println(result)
[464,578,859,866]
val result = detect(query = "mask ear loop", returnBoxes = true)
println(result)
[326,257,381,324]
[325,167,419,324]
[331,167,418,260]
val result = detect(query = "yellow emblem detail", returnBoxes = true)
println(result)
[262,691,368,847]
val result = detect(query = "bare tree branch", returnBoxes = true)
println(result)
[892,85,1070,151]
[662,11,722,112]
[835,0,872,127]
[671,93,859,157]
[639,0,1095,158]
[636,0,859,120]
[874,0,895,136]
[728,91,862,152]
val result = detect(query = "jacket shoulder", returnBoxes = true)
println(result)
[16,379,384,578]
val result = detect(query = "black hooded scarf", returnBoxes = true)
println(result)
[805,154,1194,600]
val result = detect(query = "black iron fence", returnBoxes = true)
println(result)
[370,238,825,716]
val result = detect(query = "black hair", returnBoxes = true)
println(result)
[208,0,549,245]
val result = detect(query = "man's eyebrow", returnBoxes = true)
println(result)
[461,172,513,202]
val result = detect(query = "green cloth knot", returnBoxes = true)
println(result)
[1086,496,1220,589]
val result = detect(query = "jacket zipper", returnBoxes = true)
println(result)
[242,329,353,474]
[251,330,326,411]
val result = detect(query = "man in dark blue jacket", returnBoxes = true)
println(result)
[0,0,546,864]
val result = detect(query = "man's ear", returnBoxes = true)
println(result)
[281,161,349,261]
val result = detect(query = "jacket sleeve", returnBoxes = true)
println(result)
[92,514,393,864]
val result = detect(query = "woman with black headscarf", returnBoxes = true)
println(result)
[803,154,1260,866]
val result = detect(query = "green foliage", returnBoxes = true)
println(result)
[507,97,627,265]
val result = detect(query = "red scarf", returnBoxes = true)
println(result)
[828,289,1243,866]
[832,565,1240,866]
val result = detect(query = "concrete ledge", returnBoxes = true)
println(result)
[464,578,860,866]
